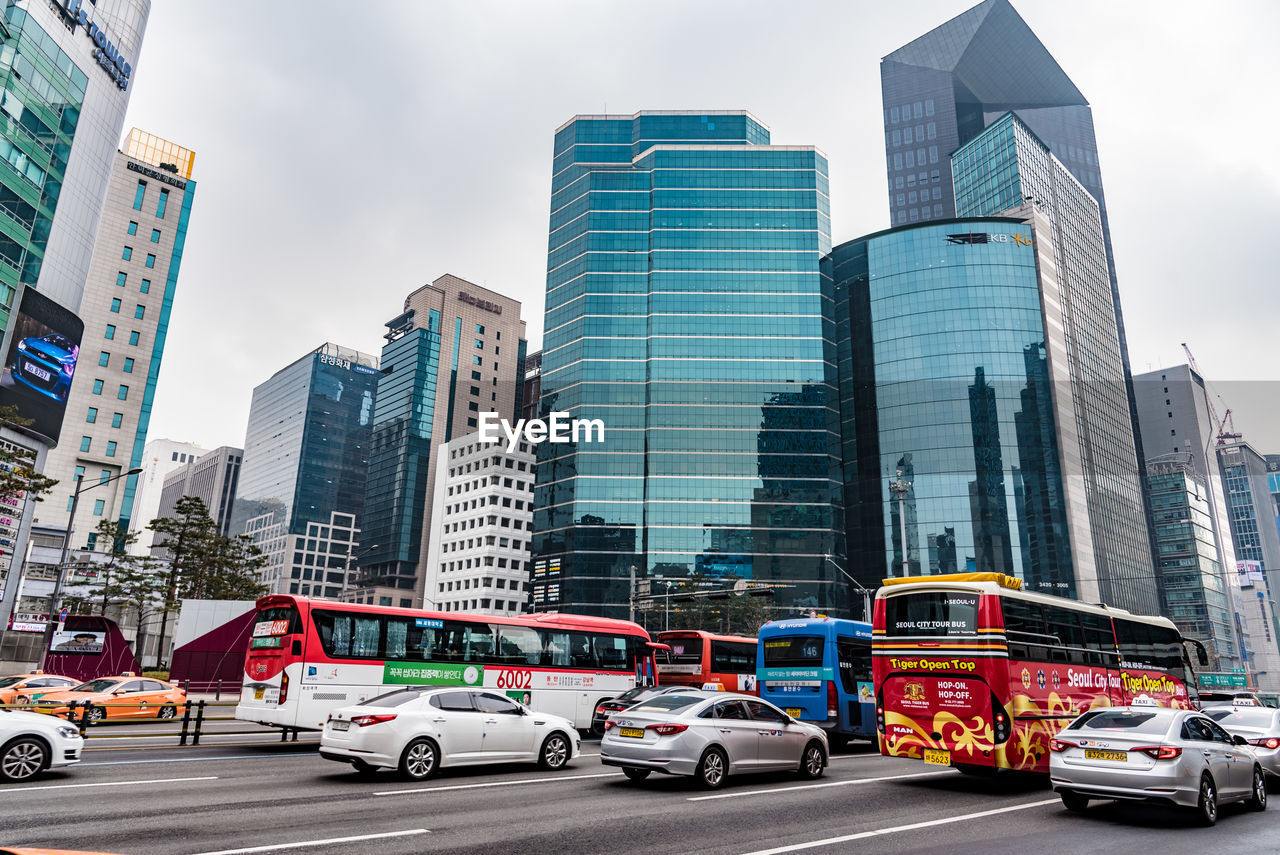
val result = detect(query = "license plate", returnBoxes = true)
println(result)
[1084,749,1127,762]
[618,727,645,739]
[253,688,264,700]
[331,720,350,731]
[786,708,803,718]
[23,364,50,381]
[923,748,950,766]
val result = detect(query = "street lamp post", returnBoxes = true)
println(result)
[824,555,873,622]
[340,543,380,596]
[888,468,912,577]
[40,467,143,669]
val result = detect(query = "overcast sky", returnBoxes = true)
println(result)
[118,1,1280,453]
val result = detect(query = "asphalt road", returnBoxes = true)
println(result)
[1,739,1276,855]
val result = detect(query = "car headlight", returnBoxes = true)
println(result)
[57,726,80,739]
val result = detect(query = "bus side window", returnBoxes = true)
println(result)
[542,630,570,668]
[595,635,627,669]
[569,632,598,668]
[386,618,409,660]
[498,626,542,665]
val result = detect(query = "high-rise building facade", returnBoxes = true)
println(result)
[882,0,1156,577]
[231,343,378,598]
[0,0,150,643]
[951,114,1155,613]
[41,130,196,544]
[153,445,242,547]
[1146,455,1239,671]
[419,433,535,616]
[1218,439,1280,691]
[532,111,844,619]
[520,350,541,424]
[353,276,525,609]
[127,437,205,553]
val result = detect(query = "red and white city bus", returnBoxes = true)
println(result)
[873,573,1205,775]
[235,596,662,733]
[655,630,759,694]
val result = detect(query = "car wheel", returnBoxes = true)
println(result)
[696,747,728,790]
[1060,791,1090,813]
[158,705,177,720]
[1195,773,1218,827]
[352,759,380,778]
[622,767,651,782]
[399,738,439,781]
[798,741,826,779]
[538,732,571,771]
[1247,766,1268,812]
[86,706,106,725]
[1,737,49,783]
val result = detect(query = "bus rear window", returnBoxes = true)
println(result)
[884,593,978,637]
[665,637,703,663]
[763,637,824,666]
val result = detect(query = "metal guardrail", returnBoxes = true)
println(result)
[0,698,304,746]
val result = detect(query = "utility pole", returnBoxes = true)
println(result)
[628,564,636,623]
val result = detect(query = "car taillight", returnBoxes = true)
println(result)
[827,681,837,718]
[1250,737,1280,750]
[278,672,288,705]
[350,714,397,727]
[603,719,617,731]
[1049,738,1076,753]
[1137,745,1182,760]
[648,723,688,736]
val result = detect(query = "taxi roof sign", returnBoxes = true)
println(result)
[881,572,1022,591]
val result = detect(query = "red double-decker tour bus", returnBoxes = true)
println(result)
[873,573,1205,775]
[235,595,662,733]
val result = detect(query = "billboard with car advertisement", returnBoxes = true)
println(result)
[0,286,84,444]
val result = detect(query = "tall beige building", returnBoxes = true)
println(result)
[346,274,526,608]
[40,130,196,546]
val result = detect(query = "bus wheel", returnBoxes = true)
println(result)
[399,738,439,781]
[539,733,570,771]
[798,741,826,779]
[829,734,850,753]
[696,747,728,790]
[623,767,651,782]
[1060,791,1090,813]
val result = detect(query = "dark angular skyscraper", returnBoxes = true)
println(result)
[882,0,1157,574]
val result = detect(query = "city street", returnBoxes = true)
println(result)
[1,739,1275,855]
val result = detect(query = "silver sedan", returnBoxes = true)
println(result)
[599,690,828,789]
[1049,705,1267,825]
[1203,705,1280,782]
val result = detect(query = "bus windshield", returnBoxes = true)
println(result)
[762,636,823,666]
[665,637,703,663]
[884,592,978,637]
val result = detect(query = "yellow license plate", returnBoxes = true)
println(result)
[618,727,645,739]
[923,748,950,766]
[1084,749,1127,762]
[786,708,803,718]
[254,688,264,700]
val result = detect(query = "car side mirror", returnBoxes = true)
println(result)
[1233,734,1249,746]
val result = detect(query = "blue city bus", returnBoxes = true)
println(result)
[757,617,874,748]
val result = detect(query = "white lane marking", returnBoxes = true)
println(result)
[689,769,954,801]
[189,828,429,855]
[374,771,614,796]
[84,753,309,766]
[739,797,1061,855]
[6,775,217,792]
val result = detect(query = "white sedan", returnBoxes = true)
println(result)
[1,707,84,783]
[320,686,580,781]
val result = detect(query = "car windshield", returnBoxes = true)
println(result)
[72,679,120,693]
[362,689,427,708]
[0,676,25,688]
[614,686,649,703]
[1068,709,1172,735]
[629,695,703,713]
[1205,708,1277,728]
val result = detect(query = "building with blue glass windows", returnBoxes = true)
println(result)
[532,111,845,619]
[230,343,380,599]
[883,0,1158,583]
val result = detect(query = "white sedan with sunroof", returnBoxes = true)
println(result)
[320,686,579,780]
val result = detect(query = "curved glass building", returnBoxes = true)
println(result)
[832,217,1074,598]
[533,111,845,619]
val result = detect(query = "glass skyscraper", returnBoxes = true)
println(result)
[532,111,845,618]
[830,217,1073,597]
[882,0,1157,575]
[952,113,1156,613]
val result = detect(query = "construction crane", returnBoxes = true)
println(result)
[1181,343,1239,446]
[1217,408,1242,446]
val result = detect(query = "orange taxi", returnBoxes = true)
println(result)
[35,673,186,723]
[0,672,79,707]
